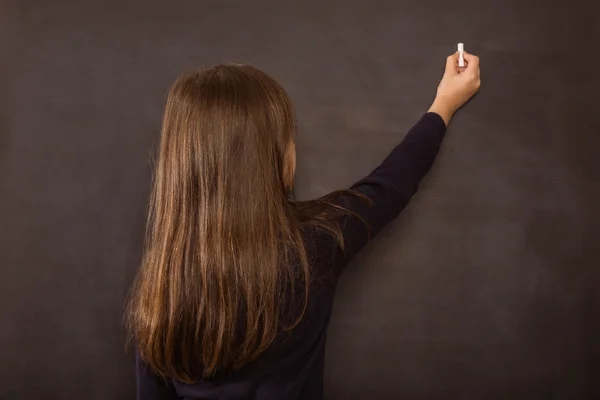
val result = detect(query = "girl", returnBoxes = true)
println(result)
[126,51,481,400]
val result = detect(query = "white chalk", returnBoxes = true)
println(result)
[458,43,465,67]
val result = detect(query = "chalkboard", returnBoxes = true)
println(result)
[1,1,598,399]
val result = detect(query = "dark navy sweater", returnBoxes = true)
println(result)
[136,112,447,400]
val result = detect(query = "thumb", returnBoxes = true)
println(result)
[445,52,459,75]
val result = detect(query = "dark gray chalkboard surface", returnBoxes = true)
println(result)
[1,1,598,399]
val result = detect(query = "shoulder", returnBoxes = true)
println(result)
[302,226,340,285]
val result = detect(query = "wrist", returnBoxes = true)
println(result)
[428,97,456,126]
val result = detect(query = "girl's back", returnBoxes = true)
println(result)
[128,53,481,399]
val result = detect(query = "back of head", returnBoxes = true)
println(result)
[126,65,308,382]
[163,64,297,200]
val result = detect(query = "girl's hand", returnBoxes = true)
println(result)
[428,51,481,125]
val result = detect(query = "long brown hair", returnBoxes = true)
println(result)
[125,65,361,382]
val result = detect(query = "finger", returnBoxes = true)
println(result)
[445,52,459,75]
[462,52,480,69]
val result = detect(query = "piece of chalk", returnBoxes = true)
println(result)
[458,43,465,67]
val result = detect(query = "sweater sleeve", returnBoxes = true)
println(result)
[332,112,447,276]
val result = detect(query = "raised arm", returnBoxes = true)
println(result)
[333,51,481,275]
